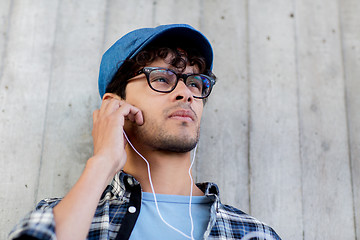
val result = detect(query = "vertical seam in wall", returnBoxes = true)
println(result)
[245,0,252,215]
[152,0,157,26]
[292,0,304,239]
[0,0,14,86]
[194,0,204,183]
[337,0,358,238]
[34,0,62,205]
[199,0,204,31]
[100,0,110,54]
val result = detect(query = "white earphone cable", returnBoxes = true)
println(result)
[123,130,196,240]
[188,145,197,240]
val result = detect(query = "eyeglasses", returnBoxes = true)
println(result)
[133,67,216,99]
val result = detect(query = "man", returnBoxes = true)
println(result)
[9,24,281,240]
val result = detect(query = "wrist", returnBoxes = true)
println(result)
[85,156,118,186]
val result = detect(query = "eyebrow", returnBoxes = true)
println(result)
[169,67,198,75]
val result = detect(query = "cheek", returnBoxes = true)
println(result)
[137,100,163,125]
[194,103,204,121]
[124,83,149,107]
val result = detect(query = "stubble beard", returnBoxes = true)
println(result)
[132,116,200,153]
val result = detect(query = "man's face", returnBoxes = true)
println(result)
[124,56,204,153]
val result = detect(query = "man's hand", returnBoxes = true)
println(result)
[54,97,143,240]
[91,98,144,180]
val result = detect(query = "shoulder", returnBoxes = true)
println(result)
[212,204,282,240]
[217,204,266,226]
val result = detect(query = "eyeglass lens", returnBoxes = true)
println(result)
[148,69,211,98]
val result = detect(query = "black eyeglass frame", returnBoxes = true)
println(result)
[133,67,216,99]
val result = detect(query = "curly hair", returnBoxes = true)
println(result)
[105,45,216,100]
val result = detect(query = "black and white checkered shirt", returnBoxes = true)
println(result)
[9,172,281,240]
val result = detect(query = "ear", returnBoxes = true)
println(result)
[102,93,122,101]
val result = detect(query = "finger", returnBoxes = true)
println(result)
[93,109,100,124]
[126,112,135,122]
[100,98,123,117]
[115,103,144,126]
[99,98,111,116]
[132,108,144,126]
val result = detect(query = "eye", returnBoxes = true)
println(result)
[189,81,201,89]
[149,70,172,84]
[151,77,170,84]
[187,76,203,90]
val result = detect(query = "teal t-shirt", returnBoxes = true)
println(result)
[129,192,212,240]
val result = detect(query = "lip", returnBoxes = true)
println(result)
[168,109,196,122]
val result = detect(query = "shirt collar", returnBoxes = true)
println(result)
[109,171,139,198]
[110,171,220,201]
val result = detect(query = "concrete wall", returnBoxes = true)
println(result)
[1,0,359,239]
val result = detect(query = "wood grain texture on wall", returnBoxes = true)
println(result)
[0,0,359,239]
[340,0,360,238]
[248,1,303,238]
[36,0,106,202]
[296,0,355,238]
[0,0,60,235]
[196,0,250,214]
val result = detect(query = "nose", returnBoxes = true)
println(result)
[172,80,193,103]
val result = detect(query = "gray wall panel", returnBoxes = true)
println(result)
[248,0,303,239]
[197,0,250,214]
[36,0,107,202]
[1,0,359,239]
[0,0,60,237]
[295,0,355,238]
[340,0,360,238]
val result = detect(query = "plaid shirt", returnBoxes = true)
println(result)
[9,172,281,240]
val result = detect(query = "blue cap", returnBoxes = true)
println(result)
[98,24,213,98]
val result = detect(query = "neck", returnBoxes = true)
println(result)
[123,143,203,196]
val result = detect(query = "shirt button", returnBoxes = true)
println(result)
[127,177,134,186]
[128,206,136,213]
